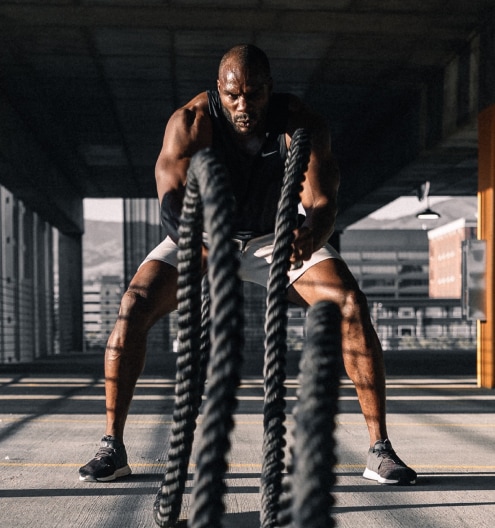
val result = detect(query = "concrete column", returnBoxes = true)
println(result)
[477,107,495,388]
[477,10,495,387]
[58,232,83,354]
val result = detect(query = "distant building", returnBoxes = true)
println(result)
[370,298,476,350]
[427,218,477,298]
[340,225,476,350]
[340,230,429,299]
[100,275,123,341]
[83,275,123,349]
[83,282,101,347]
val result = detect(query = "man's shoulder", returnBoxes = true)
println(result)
[176,92,210,116]
[168,92,211,128]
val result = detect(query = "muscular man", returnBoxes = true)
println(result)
[79,44,416,486]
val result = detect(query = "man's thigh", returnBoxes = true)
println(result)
[287,257,360,307]
[127,259,179,321]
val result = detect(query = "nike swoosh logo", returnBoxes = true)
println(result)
[261,151,278,157]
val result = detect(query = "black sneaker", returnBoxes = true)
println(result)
[79,435,132,482]
[363,439,416,485]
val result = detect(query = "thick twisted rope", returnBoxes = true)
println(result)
[186,149,244,528]
[155,148,242,528]
[154,169,206,527]
[261,128,311,528]
[278,301,341,528]
[198,275,211,390]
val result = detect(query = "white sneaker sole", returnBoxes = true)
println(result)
[79,464,132,482]
[363,467,416,485]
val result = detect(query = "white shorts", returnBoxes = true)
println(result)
[141,233,342,287]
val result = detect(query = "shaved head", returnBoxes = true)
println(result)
[216,44,273,137]
[218,44,272,83]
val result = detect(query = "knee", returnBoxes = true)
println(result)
[340,287,369,322]
[117,288,157,329]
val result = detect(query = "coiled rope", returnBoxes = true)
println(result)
[154,129,339,528]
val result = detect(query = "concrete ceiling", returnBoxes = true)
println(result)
[0,1,491,232]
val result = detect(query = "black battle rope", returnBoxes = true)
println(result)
[155,148,244,528]
[187,149,244,528]
[154,152,208,527]
[155,149,243,528]
[198,275,211,392]
[278,301,341,528]
[260,128,311,528]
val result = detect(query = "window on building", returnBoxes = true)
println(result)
[362,251,397,260]
[362,265,398,274]
[398,326,414,336]
[398,308,415,318]
[343,251,361,260]
[426,325,443,337]
[398,251,428,260]
[362,278,396,288]
[399,264,425,274]
[449,324,470,337]
[425,307,444,317]
[398,279,428,288]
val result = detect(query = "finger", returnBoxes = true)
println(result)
[290,261,303,271]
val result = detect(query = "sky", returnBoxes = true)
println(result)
[84,198,123,222]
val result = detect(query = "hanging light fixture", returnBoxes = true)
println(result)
[416,181,441,220]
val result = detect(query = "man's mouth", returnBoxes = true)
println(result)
[235,114,255,130]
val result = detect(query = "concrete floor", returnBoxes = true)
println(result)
[1,346,494,528]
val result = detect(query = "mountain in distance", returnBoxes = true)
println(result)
[348,196,478,230]
[83,219,123,280]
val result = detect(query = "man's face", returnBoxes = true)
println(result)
[217,64,272,136]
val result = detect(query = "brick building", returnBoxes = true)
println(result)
[427,218,477,298]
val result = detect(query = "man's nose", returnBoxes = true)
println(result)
[237,95,247,111]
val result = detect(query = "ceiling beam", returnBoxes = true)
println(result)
[0,6,478,39]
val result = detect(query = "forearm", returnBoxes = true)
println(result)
[300,205,336,251]
[159,188,184,244]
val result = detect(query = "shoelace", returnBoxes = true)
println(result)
[94,446,115,460]
[377,447,403,465]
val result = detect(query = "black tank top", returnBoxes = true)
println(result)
[207,90,289,237]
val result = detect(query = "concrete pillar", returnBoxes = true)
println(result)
[477,107,495,388]
[477,10,495,388]
[58,232,83,354]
